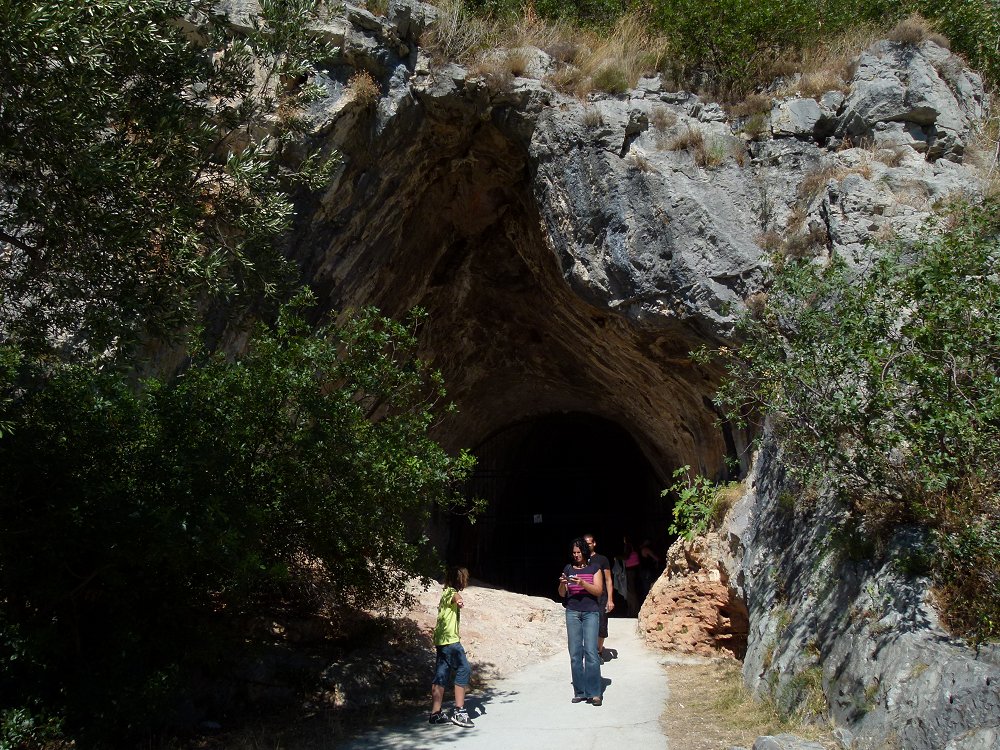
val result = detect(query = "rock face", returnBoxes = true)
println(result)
[640,435,1000,750]
[724,434,1000,750]
[284,1,988,487]
[638,532,748,658]
[230,1,997,746]
[836,39,988,160]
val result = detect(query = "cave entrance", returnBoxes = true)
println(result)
[448,412,672,600]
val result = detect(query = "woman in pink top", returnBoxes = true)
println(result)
[557,538,605,705]
[623,537,641,616]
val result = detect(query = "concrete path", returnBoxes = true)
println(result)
[334,621,670,750]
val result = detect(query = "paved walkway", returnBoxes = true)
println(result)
[334,621,670,750]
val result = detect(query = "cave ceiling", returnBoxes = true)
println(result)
[291,103,734,482]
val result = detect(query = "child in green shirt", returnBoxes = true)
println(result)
[428,566,474,728]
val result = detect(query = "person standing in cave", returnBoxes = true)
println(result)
[623,536,641,616]
[428,566,475,728]
[638,538,662,601]
[583,533,614,661]
[558,538,605,706]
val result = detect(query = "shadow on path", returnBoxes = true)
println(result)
[333,623,669,750]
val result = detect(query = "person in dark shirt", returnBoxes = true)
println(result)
[557,537,605,705]
[583,533,614,660]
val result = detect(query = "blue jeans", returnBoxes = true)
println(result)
[433,642,471,687]
[565,609,602,698]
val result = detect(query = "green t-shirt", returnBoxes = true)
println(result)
[433,586,461,646]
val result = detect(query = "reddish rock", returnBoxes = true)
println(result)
[638,533,748,658]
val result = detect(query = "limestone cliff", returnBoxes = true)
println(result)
[237,0,996,746]
[726,435,1000,750]
[282,0,988,485]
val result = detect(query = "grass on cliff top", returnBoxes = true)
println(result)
[408,1,1000,102]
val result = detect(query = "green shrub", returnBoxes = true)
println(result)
[0,293,474,744]
[0,707,67,750]
[454,2,999,97]
[0,0,336,361]
[713,197,1000,642]
[663,465,741,540]
[647,0,904,96]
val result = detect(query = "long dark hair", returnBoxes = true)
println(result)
[570,537,591,564]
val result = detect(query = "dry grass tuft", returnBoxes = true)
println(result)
[797,162,873,201]
[892,180,932,210]
[628,152,656,172]
[927,31,952,50]
[591,64,631,94]
[756,231,784,253]
[966,113,1000,191]
[347,70,380,108]
[727,92,773,120]
[505,4,578,60]
[668,124,705,153]
[872,147,908,167]
[581,106,604,128]
[743,112,769,140]
[651,106,678,133]
[782,225,830,259]
[469,57,515,93]
[420,0,502,66]
[363,0,389,17]
[798,69,849,98]
[888,13,948,48]
[745,291,769,320]
[772,21,889,99]
[728,139,749,167]
[662,660,838,749]
[505,47,533,77]
[425,5,670,99]
[469,46,537,91]
[564,12,671,97]
[667,125,730,167]
[712,482,745,526]
[545,65,587,95]
[798,166,839,200]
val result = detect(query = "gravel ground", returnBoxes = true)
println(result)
[404,578,568,682]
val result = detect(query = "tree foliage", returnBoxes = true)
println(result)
[0,295,474,742]
[0,2,477,744]
[0,0,336,360]
[915,0,1000,85]
[710,198,1000,641]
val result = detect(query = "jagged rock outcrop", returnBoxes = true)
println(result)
[638,532,748,658]
[723,434,1000,750]
[835,39,988,160]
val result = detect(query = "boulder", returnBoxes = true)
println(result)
[836,39,987,161]
[771,98,824,139]
[639,533,748,658]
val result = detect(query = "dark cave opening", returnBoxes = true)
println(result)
[447,412,674,602]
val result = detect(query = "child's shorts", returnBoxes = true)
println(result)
[432,642,471,687]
